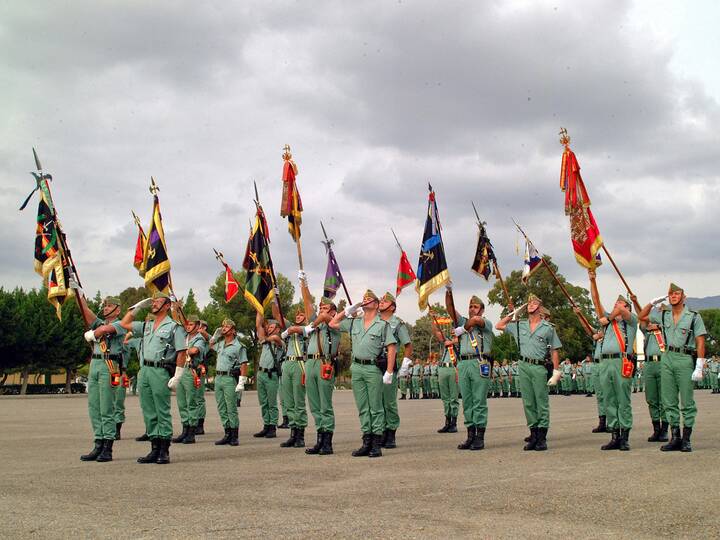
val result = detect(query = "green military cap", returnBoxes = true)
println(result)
[266,318,279,326]
[668,282,683,293]
[363,289,379,301]
[200,320,208,327]
[527,293,543,305]
[103,296,121,306]
[186,314,200,323]
[383,292,396,304]
[320,297,337,309]
[221,318,236,328]
[469,295,484,306]
[152,291,171,300]
[616,294,629,305]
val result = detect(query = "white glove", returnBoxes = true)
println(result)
[280,329,289,340]
[547,369,562,386]
[83,329,97,342]
[344,301,363,317]
[68,271,82,294]
[167,366,185,389]
[298,270,307,282]
[651,295,667,306]
[691,358,705,382]
[401,357,413,370]
[273,286,280,297]
[130,297,153,315]
[356,307,365,318]
[303,324,315,336]
[383,371,393,385]
[509,303,528,318]
[453,326,466,337]
[235,375,247,392]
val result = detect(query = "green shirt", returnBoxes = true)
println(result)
[510,363,519,375]
[386,314,411,348]
[650,307,706,351]
[213,337,248,371]
[600,311,638,356]
[593,338,603,361]
[710,360,719,374]
[640,325,662,357]
[258,340,283,370]
[187,333,208,367]
[306,323,341,358]
[562,362,572,374]
[423,365,431,376]
[582,359,593,375]
[457,315,493,355]
[91,318,127,357]
[504,319,562,360]
[338,315,396,361]
[411,364,421,376]
[130,316,186,364]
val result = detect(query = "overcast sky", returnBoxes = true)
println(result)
[1,0,718,324]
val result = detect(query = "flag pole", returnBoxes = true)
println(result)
[471,201,512,308]
[600,244,640,311]
[255,181,287,329]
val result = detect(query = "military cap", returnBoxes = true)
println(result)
[616,294,630,306]
[469,295,484,307]
[152,291,171,300]
[320,297,337,310]
[103,296,121,306]
[668,282,683,293]
[363,289,379,301]
[221,318,236,328]
[382,292,396,304]
[186,314,200,323]
[200,320,208,327]
[266,318,280,326]
[527,293,543,305]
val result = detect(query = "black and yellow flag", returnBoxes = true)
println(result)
[243,206,276,314]
[140,195,171,294]
[415,186,450,310]
[471,222,496,280]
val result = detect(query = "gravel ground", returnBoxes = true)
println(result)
[1,389,718,539]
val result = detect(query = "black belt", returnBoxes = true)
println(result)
[216,370,233,376]
[258,367,277,375]
[353,358,375,366]
[286,356,304,361]
[521,357,546,366]
[307,354,330,360]
[143,360,170,368]
[439,362,454,368]
[646,355,662,362]
[668,346,694,355]
[459,354,490,361]
[601,353,623,360]
[592,358,600,364]
[92,354,121,361]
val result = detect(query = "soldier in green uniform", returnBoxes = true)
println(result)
[490,363,500,398]
[378,292,413,449]
[195,320,210,434]
[208,318,248,447]
[411,361,421,399]
[120,293,188,464]
[446,289,494,451]
[581,355,593,397]
[640,283,707,452]
[253,314,285,439]
[561,359,572,396]
[330,289,397,458]
[496,294,562,451]
[422,362,431,398]
[588,270,637,451]
[710,357,720,394]
[430,358,440,399]
[510,360,520,397]
[590,330,608,433]
[170,315,204,444]
[574,361,584,395]
[500,360,511,398]
[398,367,409,400]
[123,326,150,442]
[78,295,126,462]
[431,324,459,434]
[114,333,130,441]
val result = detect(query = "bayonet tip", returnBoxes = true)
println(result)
[32,147,42,171]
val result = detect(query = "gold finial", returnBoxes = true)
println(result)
[149,177,159,195]
[559,127,571,146]
[282,144,292,161]
[131,210,141,227]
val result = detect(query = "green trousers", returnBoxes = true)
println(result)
[257,370,279,426]
[457,359,489,427]
[381,371,400,430]
[281,360,307,428]
[88,358,117,439]
[305,358,335,432]
[138,366,172,439]
[350,362,384,435]
[643,360,664,422]
[661,352,697,428]
[585,374,594,393]
[430,375,439,395]
[215,374,239,429]
[712,372,719,391]
[510,376,518,394]
[600,358,633,430]
[131,376,138,395]
[399,376,408,395]
[438,366,459,417]
[176,369,198,427]
[278,374,287,417]
[593,362,605,416]
[423,378,430,396]
[561,376,571,393]
[518,361,550,428]
[114,384,126,424]
[576,376,585,393]
[411,376,420,395]
[501,378,510,395]
[197,374,207,419]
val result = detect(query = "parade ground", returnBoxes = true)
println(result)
[2,391,719,539]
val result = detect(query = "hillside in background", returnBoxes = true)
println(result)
[687,296,720,310]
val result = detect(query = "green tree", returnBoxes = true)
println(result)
[184,288,199,315]
[411,303,449,361]
[699,309,720,357]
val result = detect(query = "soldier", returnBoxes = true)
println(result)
[446,289,494,451]
[113,330,130,441]
[510,360,520,397]
[590,329,608,433]
[640,283,707,452]
[423,361,432,398]
[575,361,584,395]
[588,270,637,451]
[329,289,397,458]
[496,294,562,451]
[500,360,512,398]
[431,324,459,434]
[123,329,149,441]
[430,357,440,399]
[398,363,409,400]
[411,360,422,399]
[561,359,572,396]
[582,355,594,397]
[208,319,248,447]
[78,295,126,463]
[288,293,341,456]
[378,292,413,449]
[710,357,720,394]
[119,292,188,464]
[491,362,501,398]
[171,315,204,444]
[253,313,285,439]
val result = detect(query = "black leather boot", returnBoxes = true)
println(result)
[80,439,104,462]
[293,428,305,448]
[352,434,371,457]
[229,427,239,447]
[448,416,458,433]
[97,440,114,462]
[278,415,290,429]
[319,432,334,455]
[523,427,538,451]
[115,423,122,440]
[470,427,485,450]
[399,394,406,400]
[265,425,277,438]
[254,425,270,438]
[592,415,607,433]
[135,433,149,442]
[280,428,297,448]
[137,439,160,463]
[680,426,693,452]
[215,427,231,446]
[384,429,396,449]
[379,429,388,448]
[368,434,383,458]
[172,424,188,443]
[306,431,323,454]
[458,426,476,450]
[156,439,170,464]
[658,421,669,442]
[196,418,205,435]
[183,425,196,444]
[601,430,621,450]
[661,427,682,452]
[647,421,662,442]
[437,416,451,433]
[534,427,548,451]
[618,429,630,451]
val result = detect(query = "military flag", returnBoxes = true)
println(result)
[243,205,276,314]
[559,130,603,269]
[132,211,146,273]
[214,249,240,303]
[521,240,541,284]
[280,145,302,242]
[415,185,450,311]
[140,184,171,295]
[470,221,496,280]
[322,248,345,300]
[395,250,416,296]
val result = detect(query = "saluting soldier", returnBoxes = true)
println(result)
[209,318,248,447]
[640,283,707,452]
[253,313,285,439]
[119,293,188,464]
[639,314,669,441]
[170,314,204,444]
[496,294,562,451]
[431,324,459,434]
[378,292,413,449]
[78,295,126,463]
[446,289,494,451]
[411,361,422,399]
[588,270,637,451]
[330,290,397,458]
